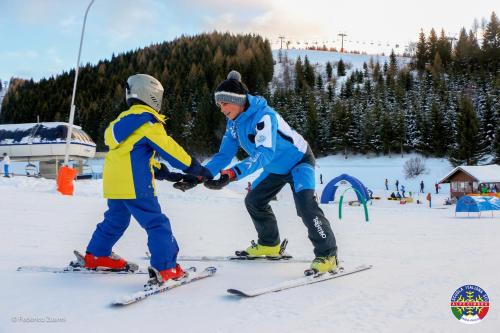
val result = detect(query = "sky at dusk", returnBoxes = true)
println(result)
[0,0,498,81]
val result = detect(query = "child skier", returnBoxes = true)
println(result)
[77,74,212,287]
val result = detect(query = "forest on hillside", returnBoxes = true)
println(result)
[1,12,499,165]
[1,32,274,155]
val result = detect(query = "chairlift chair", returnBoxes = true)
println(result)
[25,162,39,177]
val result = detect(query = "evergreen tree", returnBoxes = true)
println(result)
[449,97,486,165]
[316,96,331,154]
[437,29,452,68]
[387,50,398,86]
[494,119,500,164]
[479,95,496,154]
[303,56,315,88]
[304,93,319,151]
[427,28,438,64]
[325,62,333,80]
[454,28,481,70]
[294,56,304,92]
[363,62,369,78]
[482,11,500,72]
[430,102,447,156]
[416,29,427,71]
[337,59,346,76]
[315,74,324,90]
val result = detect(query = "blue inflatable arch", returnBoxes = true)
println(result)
[320,174,370,204]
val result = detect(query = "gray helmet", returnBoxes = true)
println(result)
[125,74,164,112]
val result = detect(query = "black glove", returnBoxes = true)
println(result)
[173,174,203,192]
[184,158,213,180]
[204,169,235,190]
[154,163,184,182]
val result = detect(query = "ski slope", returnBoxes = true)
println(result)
[0,155,499,333]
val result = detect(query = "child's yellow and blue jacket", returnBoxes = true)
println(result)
[103,104,201,199]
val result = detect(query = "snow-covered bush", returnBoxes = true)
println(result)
[404,157,427,179]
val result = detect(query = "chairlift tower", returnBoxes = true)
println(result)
[278,36,285,50]
[338,33,348,53]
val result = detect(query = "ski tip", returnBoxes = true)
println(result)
[227,288,250,297]
[111,297,134,306]
[205,266,217,275]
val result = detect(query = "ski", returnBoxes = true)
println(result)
[17,265,148,274]
[111,266,217,306]
[145,239,311,263]
[145,252,312,263]
[17,250,143,274]
[227,264,372,297]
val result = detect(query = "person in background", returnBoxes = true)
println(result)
[401,185,406,198]
[420,180,425,193]
[395,179,399,192]
[435,183,439,194]
[2,153,10,177]
[385,178,388,190]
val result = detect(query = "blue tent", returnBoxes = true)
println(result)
[456,196,500,215]
[320,174,370,204]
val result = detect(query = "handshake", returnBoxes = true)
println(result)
[154,163,236,192]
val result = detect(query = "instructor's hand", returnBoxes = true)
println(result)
[204,169,236,190]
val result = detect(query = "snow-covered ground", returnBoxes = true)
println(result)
[1,155,499,333]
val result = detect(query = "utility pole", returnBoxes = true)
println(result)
[63,0,95,167]
[446,36,457,50]
[338,32,347,53]
[57,0,95,196]
[278,36,285,50]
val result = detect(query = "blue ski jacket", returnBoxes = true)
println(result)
[205,95,309,180]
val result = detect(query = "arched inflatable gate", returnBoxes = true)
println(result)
[320,174,370,222]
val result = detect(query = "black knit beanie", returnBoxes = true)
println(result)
[214,70,249,106]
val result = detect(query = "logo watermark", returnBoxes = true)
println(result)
[450,285,489,324]
[11,316,66,324]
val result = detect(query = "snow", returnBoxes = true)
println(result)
[1,154,499,333]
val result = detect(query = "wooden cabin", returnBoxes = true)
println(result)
[439,165,500,199]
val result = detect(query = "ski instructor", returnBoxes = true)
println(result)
[197,70,338,275]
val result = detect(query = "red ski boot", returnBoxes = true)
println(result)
[80,251,138,272]
[145,264,186,289]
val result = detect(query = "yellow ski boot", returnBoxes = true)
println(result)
[235,240,281,259]
[305,256,338,276]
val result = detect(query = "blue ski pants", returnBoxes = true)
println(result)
[87,197,179,270]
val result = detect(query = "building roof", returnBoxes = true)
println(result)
[439,165,500,184]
